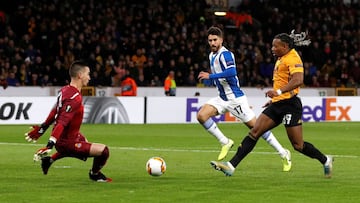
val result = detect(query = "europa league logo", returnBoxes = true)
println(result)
[82,97,130,124]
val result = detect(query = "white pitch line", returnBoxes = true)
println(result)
[1,142,358,158]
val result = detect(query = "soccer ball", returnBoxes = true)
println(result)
[146,157,166,176]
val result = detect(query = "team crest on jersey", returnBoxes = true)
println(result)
[75,143,82,148]
[65,105,72,112]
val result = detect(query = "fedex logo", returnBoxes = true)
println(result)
[302,98,351,122]
[187,97,352,123]
[186,98,237,122]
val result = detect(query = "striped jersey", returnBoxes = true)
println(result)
[209,46,244,101]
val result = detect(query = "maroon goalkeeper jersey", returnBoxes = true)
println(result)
[52,85,83,141]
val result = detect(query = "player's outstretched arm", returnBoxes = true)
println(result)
[33,139,55,162]
[25,124,49,143]
[33,123,63,161]
[24,106,57,142]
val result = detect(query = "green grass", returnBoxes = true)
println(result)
[0,122,359,203]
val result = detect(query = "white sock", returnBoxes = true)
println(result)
[226,162,235,170]
[261,131,287,157]
[325,155,331,165]
[202,118,228,145]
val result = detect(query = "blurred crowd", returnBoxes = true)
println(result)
[0,0,360,88]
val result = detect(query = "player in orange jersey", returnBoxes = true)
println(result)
[211,31,333,178]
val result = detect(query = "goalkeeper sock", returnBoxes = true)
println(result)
[51,152,64,162]
[92,146,109,173]
[230,135,258,167]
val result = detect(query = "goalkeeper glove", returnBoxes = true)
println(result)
[33,140,55,162]
[25,124,49,143]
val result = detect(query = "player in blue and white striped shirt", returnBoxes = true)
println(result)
[197,26,292,172]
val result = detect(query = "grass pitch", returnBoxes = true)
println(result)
[0,122,359,203]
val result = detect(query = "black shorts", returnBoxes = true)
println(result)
[263,96,303,127]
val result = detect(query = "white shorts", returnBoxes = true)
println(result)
[206,96,255,123]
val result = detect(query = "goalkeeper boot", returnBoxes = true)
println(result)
[324,155,334,178]
[282,149,292,172]
[41,156,53,175]
[217,139,234,160]
[89,170,112,182]
[210,161,235,176]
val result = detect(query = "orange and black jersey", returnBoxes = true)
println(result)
[272,49,303,103]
